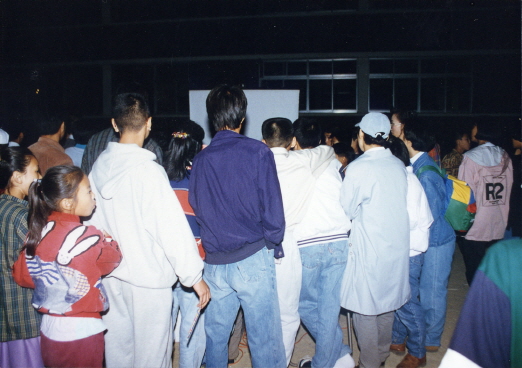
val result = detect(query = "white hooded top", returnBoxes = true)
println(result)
[405,166,434,257]
[87,142,203,289]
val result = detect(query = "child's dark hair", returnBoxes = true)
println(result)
[0,147,35,190]
[333,142,356,164]
[164,120,204,182]
[25,166,85,257]
[262,117,293,148]
[403,123,436,153]
[293,118,322,148]
[388,136,411,167]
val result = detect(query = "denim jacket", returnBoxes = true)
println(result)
[412,152,455,247]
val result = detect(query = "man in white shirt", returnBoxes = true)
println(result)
[261,117,335,366]
[292,118,353,368]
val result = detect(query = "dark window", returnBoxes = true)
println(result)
[309,80,332,110]
[333,79,356,110]
[395,60,418,74]
[394,78,418,111]
[421,78,445,111]
[288,62,307,76]
[264,62,286,76]
[370,60,394,74]
[369,78,393,111]
[309,61,332,75]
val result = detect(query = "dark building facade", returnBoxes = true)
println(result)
[0,0,519,146]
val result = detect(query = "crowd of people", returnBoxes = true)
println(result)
[0,84,520,368]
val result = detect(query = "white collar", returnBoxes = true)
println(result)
[364,147,385,153]
[410,151,424,165]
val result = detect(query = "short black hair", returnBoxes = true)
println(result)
[362,131,391,148]
[34,111,63,136]
[206,85,247,132]
[293,118,321,148]
[474,116,502,144]
[3,119,24,141]
[262,118,293,148]
[388,136,410,167]
[71,119,96,145]
[112,93,150,133]
[333,142,356,163]
[403,122,436,152]
[390,108,417,127]
[451,128,470,142]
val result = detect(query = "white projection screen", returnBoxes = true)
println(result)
[189,90,300,145]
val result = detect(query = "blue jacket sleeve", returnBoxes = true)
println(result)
[257,149,285,250]
[418,170,446,221]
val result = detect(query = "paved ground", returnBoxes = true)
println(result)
[173,247,469,368]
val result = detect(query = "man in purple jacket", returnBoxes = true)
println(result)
[189,85,286,368]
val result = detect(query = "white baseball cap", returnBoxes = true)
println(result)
[355,113,390,139]
[0,129,9,144]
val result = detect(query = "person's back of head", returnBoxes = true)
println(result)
[474,116,502,146]
[206,85,247,132]
[333,142,356,168]
[390,108,417,126]
[34,111,64,137]
[293,118,321,149]
[3,120,24,144]
[25,165,85,257]
[262,118,293,149]
[112,93,150,134]
[71,119,96,146]
[0,146,35,190]
[164,120,205,182]
[403,119,436,153]
[356,113,391,149]
[388,136,410,167]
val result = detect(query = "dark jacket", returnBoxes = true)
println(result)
[189,130,285,264]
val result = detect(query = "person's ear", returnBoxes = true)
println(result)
[261,139,267,145]
[146,117,152,132]
[59,197,74,212]
[111,119,119,133]
[11,171,23,185]
[290,137,297,149]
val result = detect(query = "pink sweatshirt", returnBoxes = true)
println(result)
[458,144,513,241]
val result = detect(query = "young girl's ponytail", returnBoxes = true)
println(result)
[25,165,84,257]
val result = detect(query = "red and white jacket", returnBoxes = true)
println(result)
[13,211,122,319]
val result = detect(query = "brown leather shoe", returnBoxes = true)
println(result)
[425,345,439,352]
[396,354,426,368]
[390,342,406,354]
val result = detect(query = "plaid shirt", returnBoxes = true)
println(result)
[0,194,41,341]
[441,149,464,177]
[81,127,163,175]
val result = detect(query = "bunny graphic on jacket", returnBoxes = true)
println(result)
[13,211,122,318]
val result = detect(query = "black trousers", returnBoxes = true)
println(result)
[459,238,498,285]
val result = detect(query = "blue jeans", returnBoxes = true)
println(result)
[299,240,351,368]
[172,282,206,368]
[392,253,426,358]
[420,241,455,347]
[203,247,285,368]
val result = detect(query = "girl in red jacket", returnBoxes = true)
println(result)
[13,165,122,368]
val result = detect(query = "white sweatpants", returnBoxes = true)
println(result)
[102,277,174,368]
[275,230,303,367]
